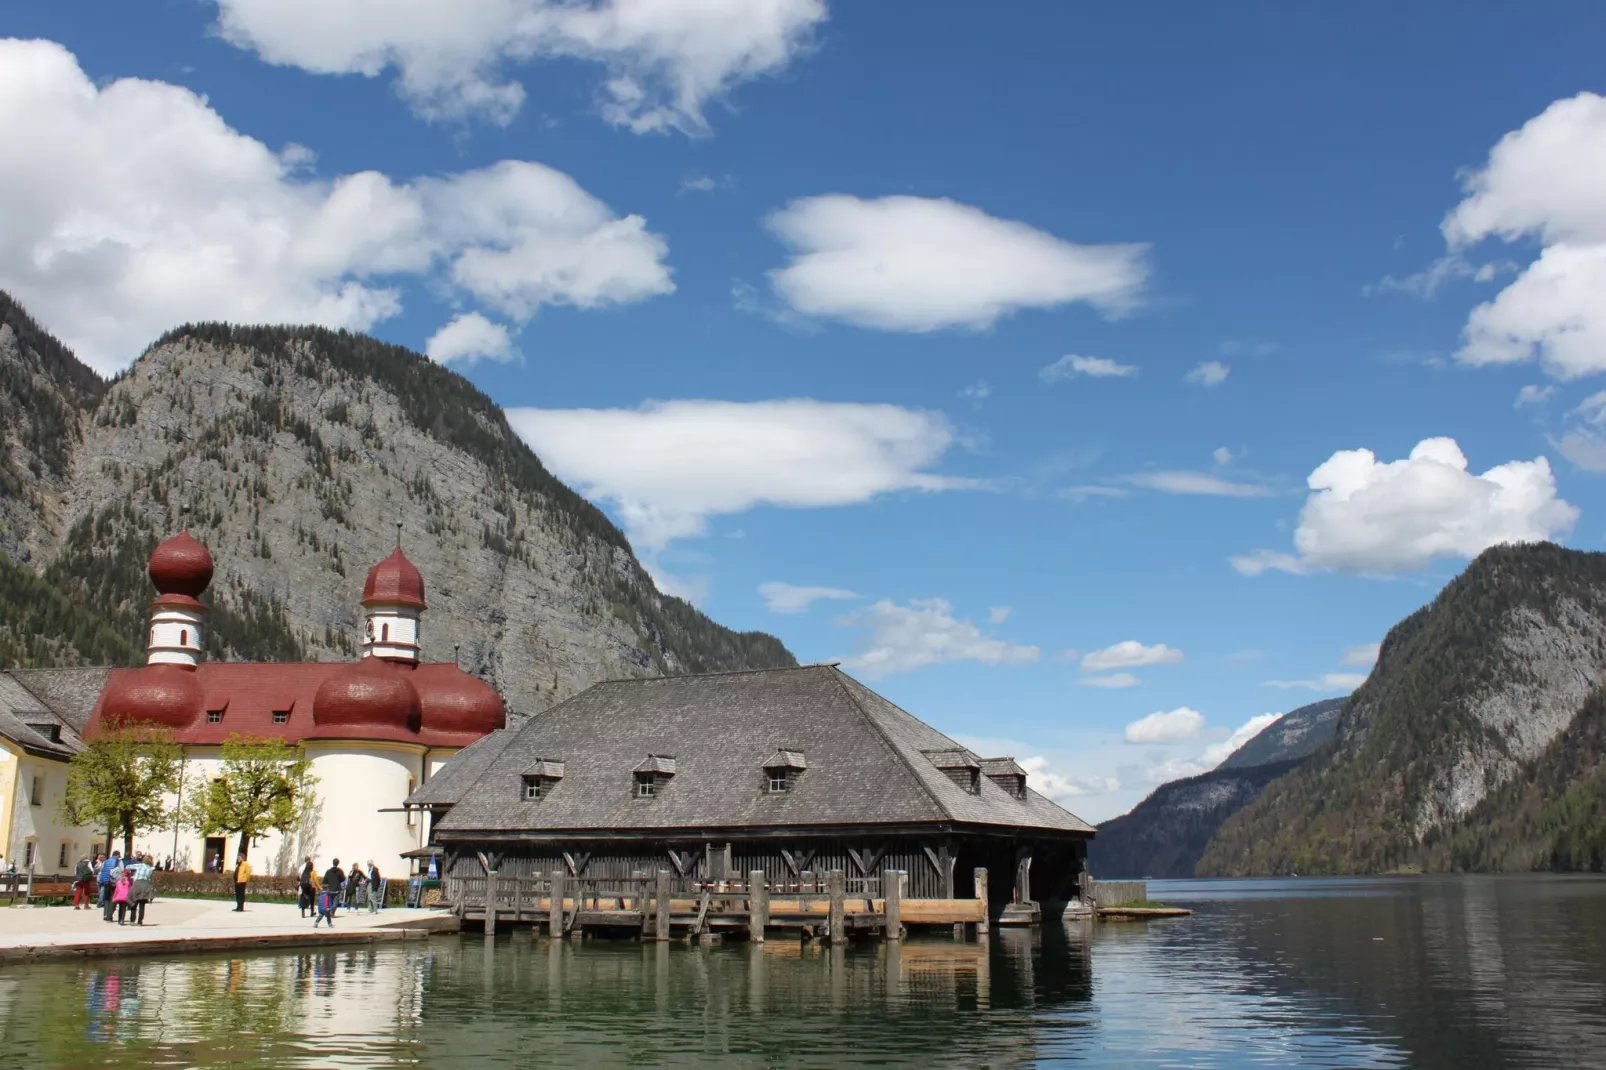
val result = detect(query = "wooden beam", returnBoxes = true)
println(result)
[826,869,846,945]
[975,866,989,935]
[748,870,768,943]
[939,843,955,899]
[653,869,671,942]
[549,869,566,939]
[884,869,903,941]
[485,870,497,936]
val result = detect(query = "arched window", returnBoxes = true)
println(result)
[382,623,390,641]
[180,629,188,646]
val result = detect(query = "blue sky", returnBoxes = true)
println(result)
[6,1,1606,820]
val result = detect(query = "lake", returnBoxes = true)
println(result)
[2,876,1603,1067]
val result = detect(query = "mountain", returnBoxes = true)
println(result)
[1089,758,1303,878]
[1199,542,1606,876]
[0,294,795,712]
[1218,698,1345,770]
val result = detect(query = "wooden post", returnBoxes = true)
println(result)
[653,869,671,942]
[549,869,566,939]
[827,869,846,945]
[1014,849,1032,904]
[975,866,990,935]
[485,870,498,936]
[884,869,903,941]
[748,869,768,943]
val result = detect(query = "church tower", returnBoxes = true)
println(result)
[146,530,213,667]
[361,535,426,663]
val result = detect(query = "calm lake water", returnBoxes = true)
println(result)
[3,876,1604,1068]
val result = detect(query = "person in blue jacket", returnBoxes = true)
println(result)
[98,851,122,921]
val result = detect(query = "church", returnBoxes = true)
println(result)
[0,528,505,877]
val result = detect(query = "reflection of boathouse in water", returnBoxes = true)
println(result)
[411,664,1096,933]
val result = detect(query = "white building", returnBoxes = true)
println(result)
[1,531,504,876]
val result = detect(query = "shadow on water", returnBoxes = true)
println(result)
[1,877,1604,1067]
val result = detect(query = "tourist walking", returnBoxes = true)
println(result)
[346,860,366,909]
[129,855,155,926]
[366,860,382,912]
[232,851,251,912]
[99,851,122,922]
[315,858,345,927]
[111,866,132,925]
[298,856,317,917]
[73,854,96,909]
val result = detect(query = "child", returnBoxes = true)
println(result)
[112,867,133,925]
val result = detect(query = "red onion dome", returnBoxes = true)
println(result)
[362,547,426,610]
[100,663,203,730]
[149,530,214,597]
[312,658,422,732]
[414,664,506,736]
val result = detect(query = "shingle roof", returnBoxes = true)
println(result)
[405,728,518,807]
[634,754,678,775]
[437,665,1094,837]
[0,673,82,760]
[980,757,1026,777]
[6,668,109,734]
[763,749,807,770]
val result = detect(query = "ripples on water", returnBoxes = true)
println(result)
[1,876,1603,1068]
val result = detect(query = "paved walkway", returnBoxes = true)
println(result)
[0,897,458,961]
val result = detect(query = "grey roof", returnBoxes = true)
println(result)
[6,668,110,734]
[437,665,1094,837]
[405,728,518,807]
[0,672,83,760]
[980,757,1026,777]
[524,759,566,779]
[923,748,980,770]
[763,749,807,770]
[634,754,678,775]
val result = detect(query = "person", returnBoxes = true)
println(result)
[298,856,317,918]
[315,858,345,928]
[232,851,251,912]
[129,855,155,926]
[74,855,96,909]
[346,860,366,909]
[99,851,122,922]
[111,866,133,925]
[366,860,382,913]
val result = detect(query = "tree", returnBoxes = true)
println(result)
[183,734,316,860]
[59,723,182,857]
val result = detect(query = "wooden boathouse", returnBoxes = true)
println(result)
[410,664,1096,940]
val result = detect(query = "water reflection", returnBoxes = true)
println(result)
[1,877,1604,1067]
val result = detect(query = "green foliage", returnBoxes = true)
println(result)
[60,723,183,856]
[0,552,141,667]
[1091,760,1303,878]
[1199,542,1606,876]
[181,734,316,859]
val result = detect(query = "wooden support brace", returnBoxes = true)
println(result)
[975,867,990,935]
[827,869,846,945]
[549,870,566,939]
[485,871,498,936]
[653,869,671,942]
[884,869,903,941]
[749,870,768,943]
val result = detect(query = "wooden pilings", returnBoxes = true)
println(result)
[975,867,989,935]
[748,870,768,943]
[885,869,903,940]
[549,870,566,938]
[826,869,846,944]
[653,869,671,941]
[484,870,498,936]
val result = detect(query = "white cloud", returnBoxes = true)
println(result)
[1077,672,1139,689]
[1212,446,1234,466]
[1018,756,1119,801]
[1060,485,1130,503]
[1123,707,1205,744]
[1439,93,1606,379]
[211,0,826,133]
[425,312,516,364]
[1082,641,1184,672]
[1232,437,1577,575]
[1340,642,1381,667]
[986,606,1011,624]
[506,399,978,552]
[1121,471,1271,497]
[0,39,671,373]
[959,379,991,404]
[1263,673,1368,692]
[758,581,857,614]
[1201,713,1281,767]
[834,598,1039,679]
[1186,360,1230,386]
[1515,384,1555,407]
[764,195,1148,332]
[1554,391,1606,471]
[1365,253,1513,299]
[1040,354,1139,382]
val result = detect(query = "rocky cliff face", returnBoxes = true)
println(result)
[1199,543,1606,875]
[1218,698,1344,771]
[0,300,794,712]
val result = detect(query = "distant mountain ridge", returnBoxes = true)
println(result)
[0,293,795,709]
[1219,698,1345,770]
[1199,542,1606,875]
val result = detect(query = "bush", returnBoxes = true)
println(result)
[150,870,410,905]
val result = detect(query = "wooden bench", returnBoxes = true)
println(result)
[1,878,77,903]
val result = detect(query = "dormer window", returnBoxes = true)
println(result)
[634,755,676,798]
[980,757,1029,800]
[923,749,982,794]
[762,749,807,794]
[521,759,565,801]
[272,710,290,725]
[207,710,224,724]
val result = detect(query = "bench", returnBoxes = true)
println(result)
[1,877,77,903]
